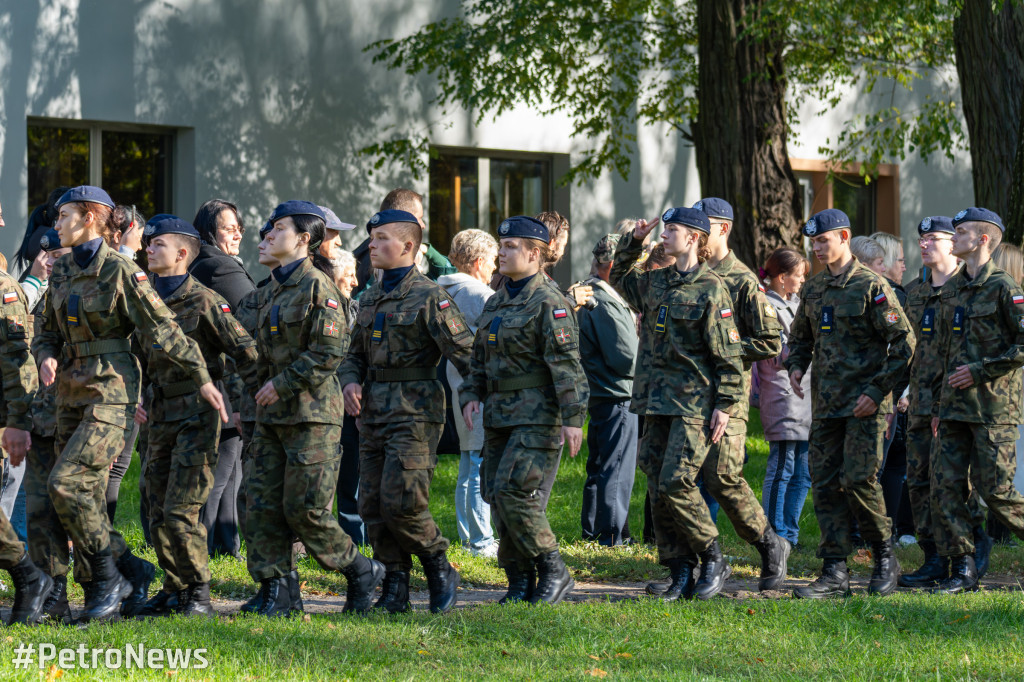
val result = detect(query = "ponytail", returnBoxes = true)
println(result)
[696,233,711,263]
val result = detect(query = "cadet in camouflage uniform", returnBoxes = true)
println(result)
[785,209,915,599]
[899,216,989,589]
[696,197,788,591]
[131,216,260,618]
[245,201,383,617]
[36,186,228,623]
[0,257,55,626]
[610,207,745,601]
[339,208,474,614]
[459,216,588,605]
[930,207,1024,594]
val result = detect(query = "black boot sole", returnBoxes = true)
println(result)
[645,581,670,595]
[792,583,852,599]
[531,576,575,606]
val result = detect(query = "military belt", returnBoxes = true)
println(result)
[66,339,132,358]
[486,371,552,393]
[367,367,437,382]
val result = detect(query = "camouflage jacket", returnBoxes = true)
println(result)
[338,267,473,425]
[931,259,1024,424]
[254,258,349,426]
[785,257,915,418]
[35,241,210,409]
[904,268,959,417]
[711,251,783,422]
[0,271,38,432]
[136,275,259,422]
[610,235,745,421]
[235,279,273,424]
[459,273,589,428]
[29,297,57,437]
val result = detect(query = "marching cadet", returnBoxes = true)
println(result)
[244,201,383,617]
[929,207,1024,594]
[339,209,474,614]
[899,216,990,588]
[35,186,228,622]
[0,234,54,626]
[25,229,75,623]
[695,197,788,590]
[610,207,745,601]
[459,216,588,605]
[131,215,260,617]
[785,209,915,599]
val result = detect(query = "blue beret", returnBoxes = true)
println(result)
[270,200,326,224]
[918,216,954,236]
[693,198,734,221]
[143,214,201,241]
[496,215,550,242]
[802,209,851,237]
[319,205,355,232]
[56,185,114,209]
[366,209,420,234]
[38,228,63,251]
[259,220,273,239]
[952,207,1004,232]
[662,207,711,234]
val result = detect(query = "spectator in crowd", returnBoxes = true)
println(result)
[438,229,500,558]
[757,247,812,551]
[850,236,886,276]
[578,234,639,546]
[871,232,908,287]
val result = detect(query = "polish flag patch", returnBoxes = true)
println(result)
[326,298,339,310]
[133,271,148,284]
[757,283,766,293]
[438,300,450,310]
[3,291,17,304]
[219,303,232,314]
[1013,294,1024,305]
[553,308,568,319]
[721,308,733,318]
[874,292,887,305]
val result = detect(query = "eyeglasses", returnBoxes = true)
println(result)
[918,236,952,245]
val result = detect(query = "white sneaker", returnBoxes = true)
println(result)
[470,543,499,559]
[897,534,918,547]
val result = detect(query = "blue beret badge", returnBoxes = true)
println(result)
[804,218,817,236]
[499,220,510,235]
[369,213,381,225]
[954,209,968,221]
[921,217,932,232]
[143,223,156,236]
[693,200,704,212]
[662,210,672,223]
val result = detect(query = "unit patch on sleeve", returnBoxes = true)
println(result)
[728,328,740,343]
[553,326,572,345]
[763,303,777,318]
[446,318,465,336]
[884,309,901,326]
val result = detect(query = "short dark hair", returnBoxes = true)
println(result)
[380,188,423,217]
[193,199,244,245]
[167,233,201,266]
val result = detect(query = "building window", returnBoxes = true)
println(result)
[831,178,877,237]
[791,159,899,239]
[428,147,554,252]
[28,119,175,218]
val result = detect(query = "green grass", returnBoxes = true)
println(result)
[1,409,1022,679]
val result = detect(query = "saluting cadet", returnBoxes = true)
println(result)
[459,216,588,605]
[36,186,228,622]
[899,217,990,588]
[610,207,745,601]
[132,216,260,617]
[785,209,915,599]
[244,201,383,617]
[339,209,474,614]
[696,197,789,591]
[929,208,1024,594]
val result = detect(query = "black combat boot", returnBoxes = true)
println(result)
[753,527,790,591]
[419,552,461,614]
[254,576,293,617]
[868,539,900,596]
[694,539,731,601]
[287,570,304,614]
[499,562,536,604]
[79,550,132,623]
[898,540,948,588]
[529,550,574,605]
[793,558,851,599]
[659,558,698,602]
[7,553,54,626]
[116,549,155,618]
[341,554,386,614]
[931,554,979,595]
[645,579,670,595]
[40,574,73,625]
[139,589,180,618]
[180,583,217,617]
[373,571,412,613]
[973,526,993,579]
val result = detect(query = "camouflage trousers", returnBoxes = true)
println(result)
[50,403,131,582]
[0,462,23,569]
[25,434,76,579]
[905,416,986,546]
[481,425,562,569]
[932,420,1024,557]
[244,422,358,581]
[358,420,448,572]
[237,419,256,540]
[639,416,718,564]
[703,419,769,544]
[808,415,891,559]
[143,408,221,590]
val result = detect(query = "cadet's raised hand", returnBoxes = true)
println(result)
[40,356,58,387]
[709,409,730,444]
[561,426,583,458]
[789,369,804,399]
[948,364,975,389]
[342,382,362,416]
[632,216,661,242]
[1,428,31,466]
[462,401,481,431]
[199,381,230,423]
[852,394,878,418]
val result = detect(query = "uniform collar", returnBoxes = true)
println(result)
[72,237,105,269]
[371,264,423,304]
[712,250,740,273]
[494,270,545,308]
[959,258,997,288]
[822,256,860,287]
[272,257,311,286]
[668,261,710,285]
[153,273,193,303]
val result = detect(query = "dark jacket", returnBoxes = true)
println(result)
[188,244,256,311]
[578,279,637,404]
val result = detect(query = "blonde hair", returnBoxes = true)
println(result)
[869,232,903,270]
[449,229,498,273]
[851,235,884,263]
[992,243,1024,286]
[615,218,638,236]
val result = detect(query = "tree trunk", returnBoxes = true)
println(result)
[1008,86,1024,244]
[693,0,802,270]
[953,0,1024,228]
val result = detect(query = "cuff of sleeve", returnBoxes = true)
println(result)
[191,367,213,390]
[968,362,985,384]
[459,391,482,409]
[272,374,295,400]
[24,275,44,289]
[6,414,32,432]
[862,386,886,407]
[563,408,585,428]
